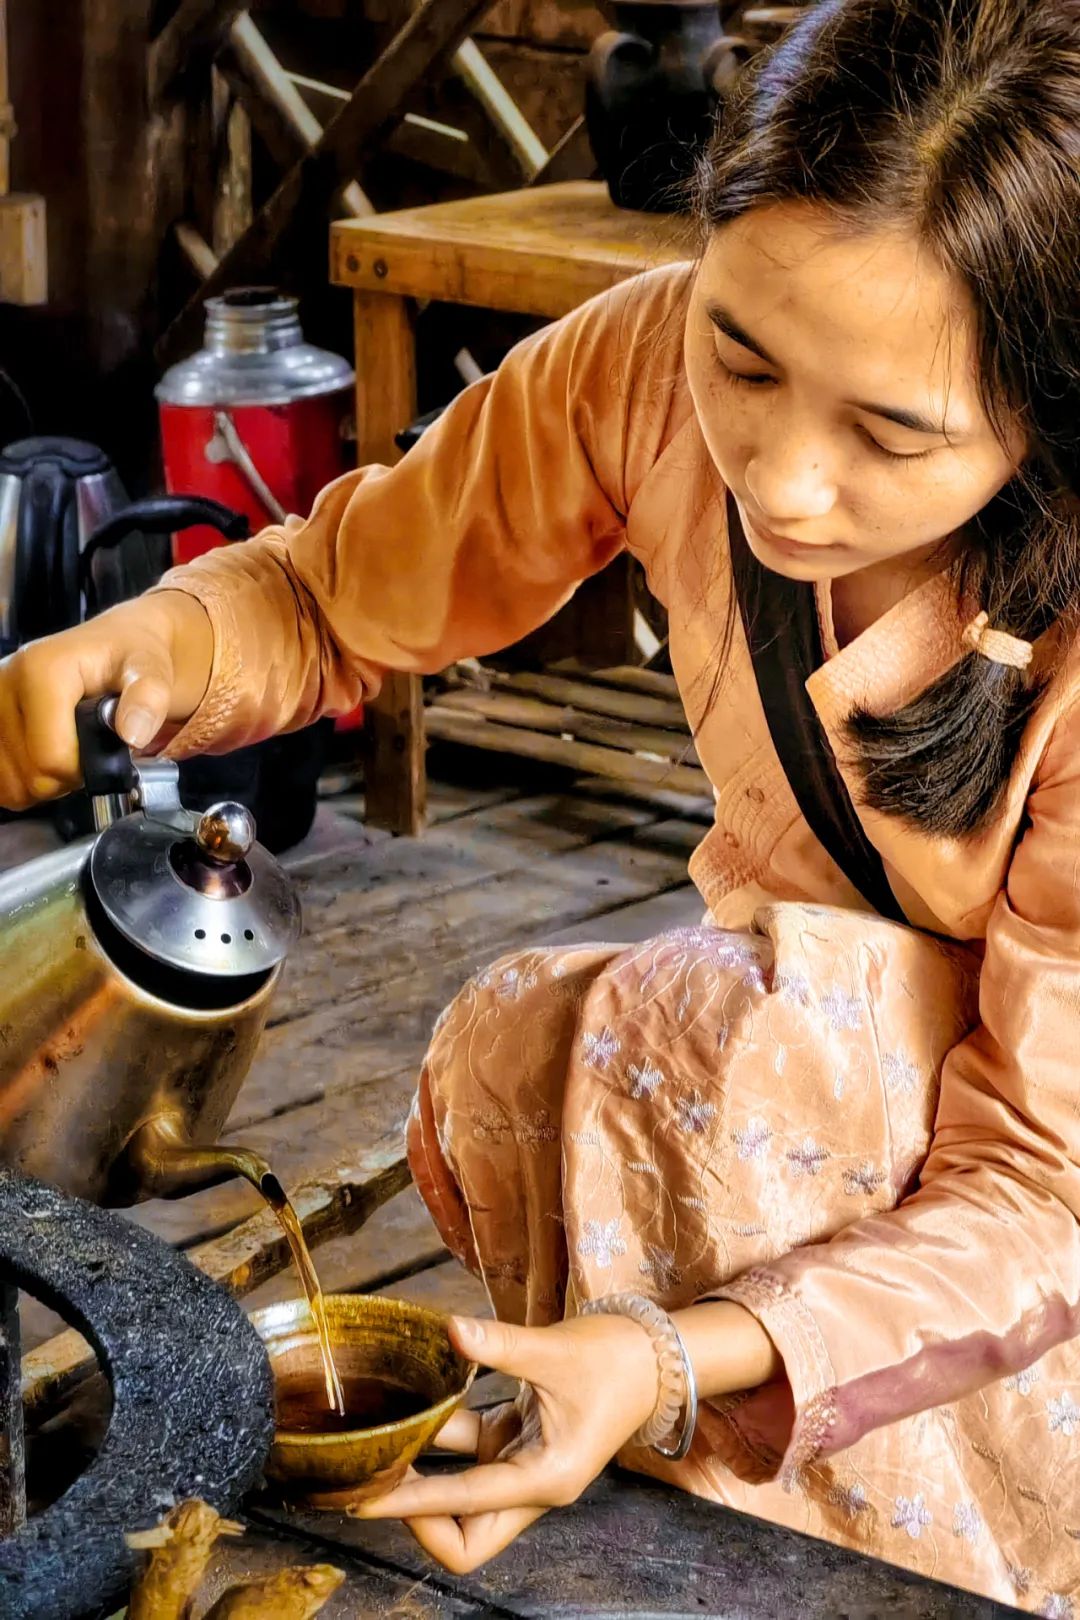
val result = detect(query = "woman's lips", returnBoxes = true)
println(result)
[743,509,844,560]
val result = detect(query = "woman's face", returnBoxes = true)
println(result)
[684,202,1023,582]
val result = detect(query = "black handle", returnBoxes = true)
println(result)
[80,496,250,616]
[75,697,137,800]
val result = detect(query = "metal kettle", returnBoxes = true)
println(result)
[0,699,301,1206]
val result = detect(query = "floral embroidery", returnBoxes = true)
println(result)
[569,1129,602,1147]
[515,1111,558,1149]
[678,1194,707,1212]
[1006,1365,1042,1397]
[827,1482,868,1519]
[787,1136,829,1177]
[843,1161,886,1196]
[778,972,812,1007]
[892,1493,932,1539]
[953,1502,982,1543]
[627,1060,665,1099]
[833,1075,845,1100]
[882,1051,919,1094]
[626,1160,659,1176]
[472,1108,509,1142]
[640,1246,683,1290]
[821,989,863,1031]
[1009,1566,1033,1596]
[676,1090,718,1135]
[1041,1597,1074,1620]
[581,1027,620,1071]
[577,1218,627,1268]
[497,966,538,1000]
[1047,1393,1080,1437]
[733,1117,770,1161]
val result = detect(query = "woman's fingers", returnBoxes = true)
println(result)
[352,1453,572,1521]
[429,1399,522,1458]
[429,1408,483,1456]
[405,1505,547,1576]
[449,1317,559,1384]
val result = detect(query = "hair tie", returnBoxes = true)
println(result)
[963,612,1033,671]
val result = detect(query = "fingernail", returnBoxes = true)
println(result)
[121,708,156,749]
[451,1316,483,1346]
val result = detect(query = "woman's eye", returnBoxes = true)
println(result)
[721,365,778,388]
[867,439,936,465]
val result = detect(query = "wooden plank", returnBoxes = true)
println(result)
[477,0,607,49]
[332,181,696,315]
[199,1522,485,1617]
[148,0,250,106]
[552,661,681,700]
[484,669,688,729]
[543,882,701,946]
[0,193,47,306]
[430,688,698,764]
[271,817,697,1025]
[426,710,708,796]
[158,0,493,364]
[0,0,9,198]
[260,1470,1010,1620]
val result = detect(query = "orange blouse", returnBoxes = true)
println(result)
[159,264,1080,1478]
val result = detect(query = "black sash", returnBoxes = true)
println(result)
[726,492,906,923]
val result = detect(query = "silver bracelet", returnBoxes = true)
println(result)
[580,1292,698,1462]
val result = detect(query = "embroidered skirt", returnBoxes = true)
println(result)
[407,903,1078,1613]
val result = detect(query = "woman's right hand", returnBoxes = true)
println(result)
[0,590,215,810]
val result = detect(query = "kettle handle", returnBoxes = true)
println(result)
[80,496,251,619]
[76,697,138,827]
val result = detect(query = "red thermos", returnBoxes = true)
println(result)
[157,288,354,560]
[156,286,357,717]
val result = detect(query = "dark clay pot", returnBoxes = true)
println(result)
[586,1,736,213]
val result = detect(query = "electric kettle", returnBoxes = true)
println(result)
[0,698,301,1206]
[0,435,248,657]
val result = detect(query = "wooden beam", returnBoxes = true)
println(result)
[156,0,493,366]
[226,14,373,217]
[148,0,250,107]
[0,194,46,305]
[452,37,547,179]
[529,114,597,186]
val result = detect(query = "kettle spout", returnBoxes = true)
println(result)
[125,1111,283,1203]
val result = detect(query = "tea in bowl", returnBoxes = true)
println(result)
[250,1294,477,1508]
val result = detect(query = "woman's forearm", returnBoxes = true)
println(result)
[671,1300,783,1399]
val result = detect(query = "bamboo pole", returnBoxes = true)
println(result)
[426,707,710,797]
[448,667,690,732]
[228,14,373,219]
[433,686,699,766]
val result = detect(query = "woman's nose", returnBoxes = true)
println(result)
[745,446,837,523]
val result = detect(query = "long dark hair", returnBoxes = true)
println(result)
[695,0,1080,836]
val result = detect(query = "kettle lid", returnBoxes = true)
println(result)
[89,798,301,979]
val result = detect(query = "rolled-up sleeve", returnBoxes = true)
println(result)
[715,695,1080,1480]
[154,266,691,757]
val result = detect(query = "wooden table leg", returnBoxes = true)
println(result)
[352,288,427,837]
[0,1280,25,1533]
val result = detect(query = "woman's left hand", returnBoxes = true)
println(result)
[350,1313,660,1573]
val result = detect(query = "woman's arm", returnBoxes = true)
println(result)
[155,268,691,760]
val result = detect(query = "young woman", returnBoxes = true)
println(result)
[2,0,1078,1607]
